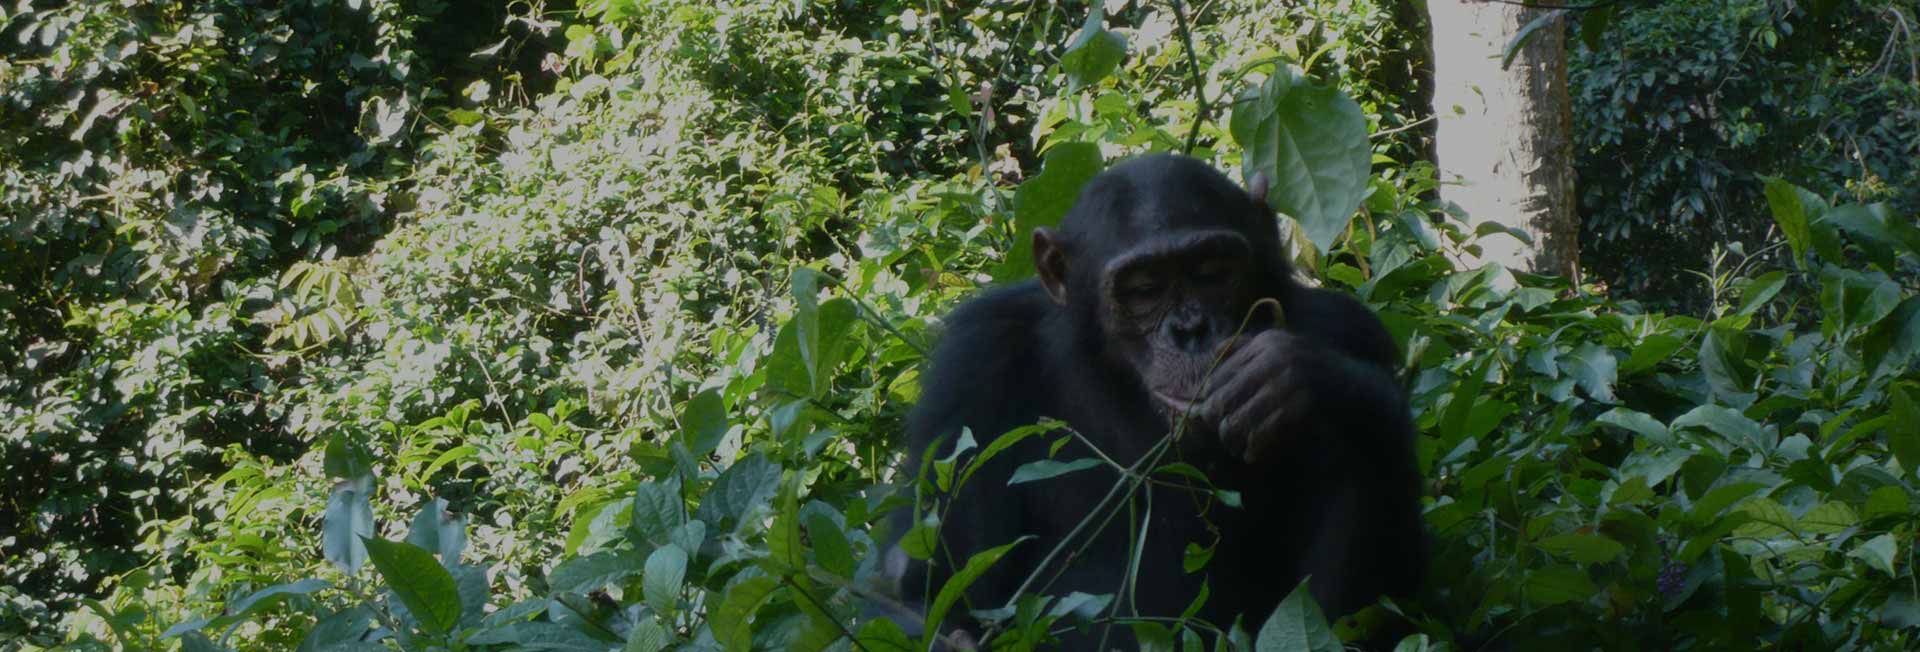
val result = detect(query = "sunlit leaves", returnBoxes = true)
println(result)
[1061,5,1127,91]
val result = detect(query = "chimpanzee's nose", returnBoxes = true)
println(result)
[1166,309,1208,352]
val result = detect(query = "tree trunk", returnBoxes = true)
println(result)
[1428,0,1579,278]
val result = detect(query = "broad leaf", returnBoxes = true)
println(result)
[363,538,463,634]
[1255,581,1339,652]
[630,476,687,549]
[1061,5,1126,91]
[712,574,781,652]
[642,545,688,616]
[1008,458,1102,485]
[405,498,467,564]
[680,388,729,457]
[323,476,374,575]
[1231,66,1371,255]
[925,538,1029,647]
[995,143,1104,281]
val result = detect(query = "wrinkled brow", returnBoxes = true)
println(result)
[1100,229,1252,281]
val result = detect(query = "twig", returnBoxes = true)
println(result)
[1172,0,1211,155]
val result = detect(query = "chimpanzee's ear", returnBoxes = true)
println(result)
[1246,171,1270,206]
[1032,228,1070,306]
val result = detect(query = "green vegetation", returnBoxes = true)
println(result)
[2,1,1917,650]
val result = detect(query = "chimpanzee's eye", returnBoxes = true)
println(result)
[1191,260,1234,285]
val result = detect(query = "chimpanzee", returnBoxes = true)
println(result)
[879,154,1425,650]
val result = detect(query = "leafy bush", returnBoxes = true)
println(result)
[7,1,1920,651]
[1572,0,1920,304]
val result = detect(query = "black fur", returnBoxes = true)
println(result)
[886,154,1424,650]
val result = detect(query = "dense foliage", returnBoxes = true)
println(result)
[1572,0,1920,304]
[3,1,1918,651]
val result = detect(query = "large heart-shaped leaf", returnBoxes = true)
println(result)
[1231,66,1371,255]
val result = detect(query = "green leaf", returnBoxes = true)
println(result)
[626,616,672,652]
[323,476,374,575]
[1134,622,1177,652]
[1048,591,1115,620]
[925,538,1029,648]
[1184,542,1216,573]
[1762,176,1816,265]
[629,476,686,549]
[1008,458,1102,485]
[1731,497,1797,538]
[1687,482,1765,525]
[854,616,915,652]
[1820,266,1902,334]
[1621,333,1685,374]
[1436,357,1492,449]
[712,574,780,652]
[1060,5,1127,91]
[1255,580,1340,652]
[960,422,1057,489]
[1672,405,1770,452]
[1851,534,1898,575]
[766,472,804,570]
[1863,298,1920,376]
[900,514,939,561]
[768,278,861,399]
[1593,408,1674,447]
[642,545,688,616]
[1734,271,1787,317]
[363,538,463,634]
[1890,386,1920,476]
[696,454,782,533]
[1799,501,1858,534]
[995,143,1104,281]
[1524,566,1595,606]
[405,498,467,564]
[1564,343,1618,403]
[167,579,331,637]
[323,432,372,480]
[1866,486,1912,519]
[1536,533,1625,564]
[1394,633,1436,652]
[1231,66,1371,255]
[1823,203,1900,270]
[680,388,728,456]
[1697,327,1758,404]
[1580,4,1615,50]
[296,606,373,652]
[547,550,645,594]
[933,427,978,493]
[1879,591,1920,628]
[806,511,855,577]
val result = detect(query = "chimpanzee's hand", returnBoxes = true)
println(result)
[1196,329,1324,464]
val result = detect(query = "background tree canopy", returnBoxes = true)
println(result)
[1,0,1916,650]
